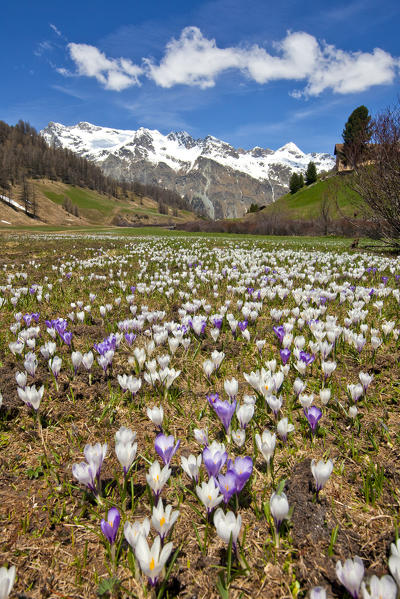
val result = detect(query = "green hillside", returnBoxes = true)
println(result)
[263,174,362,220]
[37,180,196,225]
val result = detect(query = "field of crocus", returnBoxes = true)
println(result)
[0,232,399,599]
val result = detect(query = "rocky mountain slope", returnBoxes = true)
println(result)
[42,122,335,219]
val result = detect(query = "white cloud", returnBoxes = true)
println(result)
[67,43,143,91]
[305,46,397,95]
[61,27,399,96]
[144,26,244,89]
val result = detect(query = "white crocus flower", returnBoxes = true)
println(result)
[214,508,241,548]
[277,417,294,442]
[71,351,82,372]
[151,499,179,540]
[224,377,238,400]
[266,394,282,416]
[349,406,358,419]
[319,388,331,405]
[196,478,223,513]
[236,403,254,429]
[211,350,225,369]
[388,554,400,587]
[127,376,142,396]
[347,383,364,402]
[147,405,164,428]
[124,518,150,549]
[299,393,314,409]
[336,556,364,599]
[203,359,215,378]
[49,356,62,378]
[15,371,27,388]
[270,491,290,534]
[84,443,107,480]
[321,361,336,378]
[17,384,44,410]
[361,574,397,599]
[146,461,171,498]
[135,535,173,586]
[115,438,137,475]
[231,429,246,447]
[181,454,202,482]
[255,430,276,464]
[293,377,306,396]
[82,351,94,370]
[359,372,373,393]
[0,565,16,599]
[311,459,334,494]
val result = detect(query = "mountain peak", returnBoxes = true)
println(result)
[40,121,335,218]
[277,141,303,154]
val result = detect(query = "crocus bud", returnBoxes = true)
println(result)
[214,508,241,550]
[336,556,364,599]
[311,459,333,497]
[0,565,16,598]
[101,507,121,545]
[270,491,289,530]
[147,405,164,429]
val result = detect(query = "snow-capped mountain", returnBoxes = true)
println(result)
[41,121,335,219]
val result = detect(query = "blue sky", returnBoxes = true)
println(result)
[1,0,399,153]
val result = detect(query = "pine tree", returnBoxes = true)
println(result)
[305,161,317,185]
[289,172,303,194]
[342,105,372,167]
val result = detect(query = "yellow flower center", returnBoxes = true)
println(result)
[208,494,212,501]
[265,384,269,391]
[149,558,155,571]
[160,517,166,527]
[225,485,229,490]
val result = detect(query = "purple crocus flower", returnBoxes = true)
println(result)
[61,331,73,346]
[273,325,285,344]
[23,313,33,326]
[211,399,237,433]
[227,456,253,492]
[213,318,223,329]
[217,471,238,503]
[203,444,227,478]
[299,351,315,366]
[154,434,180,466]
[280,348,291,365]
[100,507,120,545]
[130,286,136,293]
[124,333,136,345]
[238,320,248,332]
[305,406,322,435]
[382,276,388,285]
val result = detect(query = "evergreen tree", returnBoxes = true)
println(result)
[342,105,372,167]
[289,172,303,194]
[305,161,317,185]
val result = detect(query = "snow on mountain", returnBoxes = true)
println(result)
[42,121,334,182]
[41,121,335,219]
